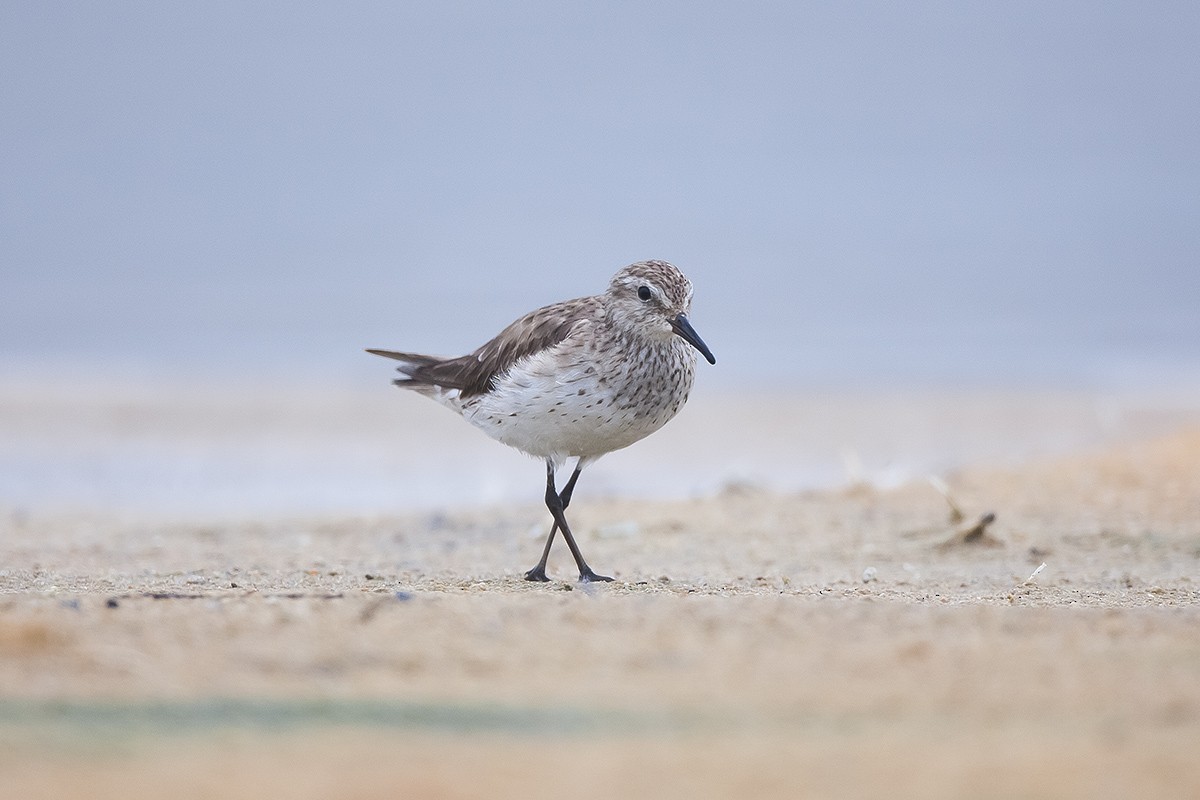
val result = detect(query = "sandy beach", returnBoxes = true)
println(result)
[1,385,1199,799]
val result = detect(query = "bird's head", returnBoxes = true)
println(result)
[606,260,715,365]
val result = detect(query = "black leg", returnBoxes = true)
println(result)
[523,464,582,582]
[544,462,612,583]
[524,461,611,583]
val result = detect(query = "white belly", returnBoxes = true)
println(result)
[460,346,694,462]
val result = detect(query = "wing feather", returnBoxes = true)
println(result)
[367,297,598,398]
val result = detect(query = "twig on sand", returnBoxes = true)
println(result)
[897,477,1006,550]
[936,512,1001,550]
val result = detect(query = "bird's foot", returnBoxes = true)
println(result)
[523,567,551,582]
[578,569,614,583]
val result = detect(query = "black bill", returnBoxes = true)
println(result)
[671,314,717,365]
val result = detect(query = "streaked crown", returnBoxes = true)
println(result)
[607,260,694,314]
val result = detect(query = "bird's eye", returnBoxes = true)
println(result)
[637,285,652,301]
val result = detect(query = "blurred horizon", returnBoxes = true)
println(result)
[3,2,1199,393]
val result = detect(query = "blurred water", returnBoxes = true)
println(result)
[2,376,1197,519]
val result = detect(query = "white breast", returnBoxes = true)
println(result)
[461,339,696,463]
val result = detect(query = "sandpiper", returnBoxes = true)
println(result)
[367,260,715,582]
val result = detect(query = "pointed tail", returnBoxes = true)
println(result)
[365,348,444,385]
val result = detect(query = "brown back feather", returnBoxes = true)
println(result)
[402,298,596,398]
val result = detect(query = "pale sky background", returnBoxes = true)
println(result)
[3,1,1199,389]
